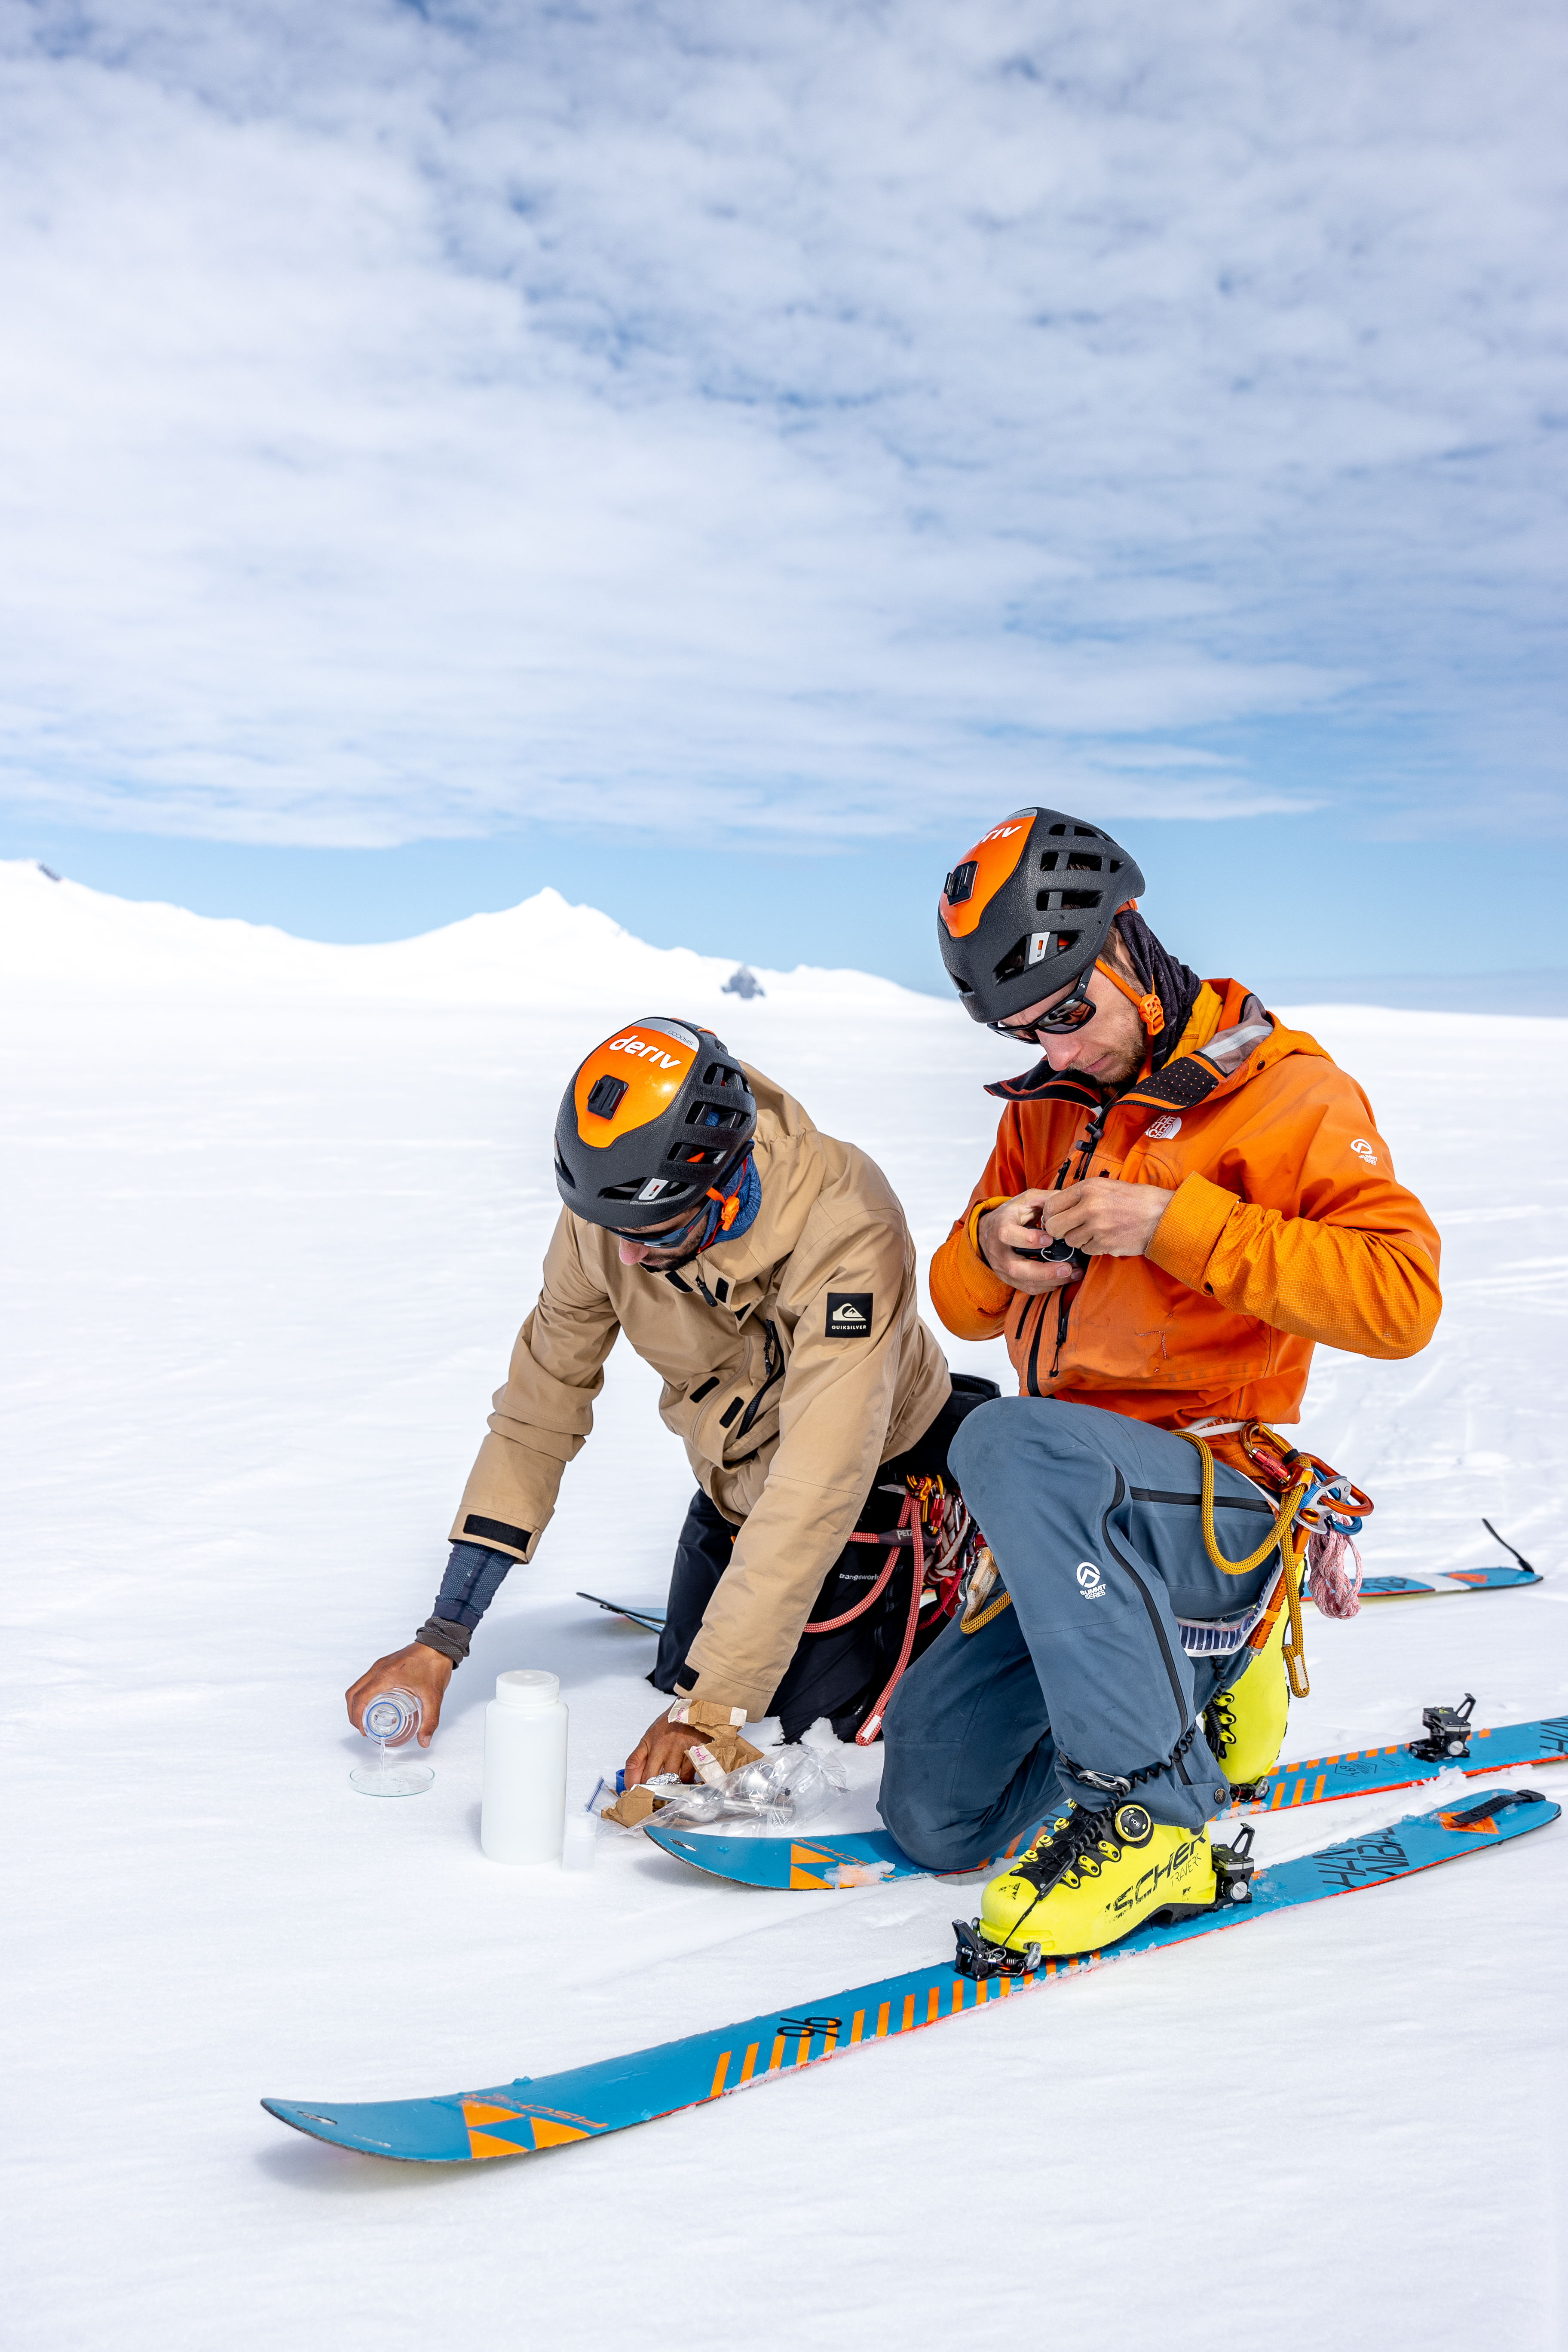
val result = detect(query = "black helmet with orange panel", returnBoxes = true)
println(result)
[937,808,1145,1026]
[554,1017,757,1231]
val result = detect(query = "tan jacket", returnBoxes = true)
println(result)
[450,1065,951,1720]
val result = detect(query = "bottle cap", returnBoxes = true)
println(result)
[495,1669,561,1712]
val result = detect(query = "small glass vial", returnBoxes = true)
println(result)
[350,1686,435,1798]
[481,1670,568,1863]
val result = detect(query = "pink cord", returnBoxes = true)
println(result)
[1307,1525,1363,1620]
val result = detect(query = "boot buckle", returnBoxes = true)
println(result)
[952,1920,1041,1980]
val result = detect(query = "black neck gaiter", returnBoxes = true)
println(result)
[1114,912,1204,1073]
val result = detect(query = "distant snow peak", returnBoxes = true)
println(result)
[0,858,922,1013]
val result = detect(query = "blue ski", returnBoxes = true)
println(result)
[262,1790,1557,2165]
[1354,1565,1540,1599]
[639,1706,1568,1890]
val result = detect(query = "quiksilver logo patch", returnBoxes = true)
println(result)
[826,1291,873,1338]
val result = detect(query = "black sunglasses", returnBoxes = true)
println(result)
[989,964,1100,1041]
[603,1200,710,1250]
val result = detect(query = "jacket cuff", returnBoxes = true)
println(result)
[445,1512,534,1562]
[415,1618,469,1666]
[958,1198,1016,1315]
[676,1666,773,1722]
[1144,1172,1238,1293]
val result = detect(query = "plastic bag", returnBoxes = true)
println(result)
[634,1743,850,1832]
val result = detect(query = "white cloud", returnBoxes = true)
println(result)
[0,0,1562,845]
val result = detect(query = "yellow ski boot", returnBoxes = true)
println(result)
[1207,1604,1292,1792]
[970,1800,1229,1960]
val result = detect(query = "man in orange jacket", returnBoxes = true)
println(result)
[876,805,1442,1963]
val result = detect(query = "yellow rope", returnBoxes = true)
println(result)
[961,1591,1013,1635]
[1175,1431,1313,1700]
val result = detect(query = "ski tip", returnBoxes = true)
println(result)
[262,2091,607,2165]
[260,2095,473,2163]
[1418,1788,1560,1845]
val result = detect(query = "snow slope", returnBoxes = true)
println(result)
[4,864,1566,2352]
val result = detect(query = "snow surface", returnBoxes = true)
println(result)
[5,856,1566,2351]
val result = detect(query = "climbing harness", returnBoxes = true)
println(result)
[1175,1422,1374,1700]
[803,1476,980,1745]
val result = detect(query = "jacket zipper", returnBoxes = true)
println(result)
[1030,1099,1111,1393]
[1099,1469,1191,1774]
[734,1319,784,1439]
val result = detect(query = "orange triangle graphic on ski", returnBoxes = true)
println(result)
[789,1842,840,1888]
[468,2128,529,2160]
[462,2100,524,2129]
[530,2116,592,2149]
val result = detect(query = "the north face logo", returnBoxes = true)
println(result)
[1144,1114,1182,1141]
[826,1291,873,1337]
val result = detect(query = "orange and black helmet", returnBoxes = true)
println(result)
[937,808,1145,1026]
[553,1017,757,1231]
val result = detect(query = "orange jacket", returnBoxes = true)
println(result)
[929,981,1441,1461]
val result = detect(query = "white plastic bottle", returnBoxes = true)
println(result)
[480,1669,569,1864]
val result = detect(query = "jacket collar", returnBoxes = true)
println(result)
[986,978,1300,1116]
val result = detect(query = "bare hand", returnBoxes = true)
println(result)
[1041,1177,1175,1259]
[977,1180,1175,1288]
[345,1642,453,1748]
[625,1708,710,1788]
[976,1191,1083,1293]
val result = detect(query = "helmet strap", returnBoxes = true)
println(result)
[706,1182,743,1233]
[1094,956,1164,1038]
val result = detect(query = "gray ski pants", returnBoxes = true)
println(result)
[878,1398,1283,1865]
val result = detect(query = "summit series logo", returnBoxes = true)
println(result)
[825,1292,873,1338]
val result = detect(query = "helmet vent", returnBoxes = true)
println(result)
[1039,851,1058,872]
[995,932,1076,981]
[1066,851,1102,872]
[600,1174,701,1204]
[702,1061,746,1089]
[1047,821,1067,836]
[685,1101,747,1129]
[668,1140,734,1170]
[585,1075,628,1120]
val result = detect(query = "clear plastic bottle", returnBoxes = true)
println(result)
[480,1670,569,1863]
[350,1686,435,1797]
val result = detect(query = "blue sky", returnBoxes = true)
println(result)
[1,0,1564,986]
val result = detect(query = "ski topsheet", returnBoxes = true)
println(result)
[1327,1520,1540,1602]
[262,1791,1558,2166]
[640,1710,1568,1891]
[575,1590,666,1635]
[1353,1565,1541,1600]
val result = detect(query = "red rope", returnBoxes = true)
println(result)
[799,1488,975,1743]
[854,1503,927,1747]
[802,1542,900,1633]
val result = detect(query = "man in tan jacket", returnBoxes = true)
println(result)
[348,1016,986,1785]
